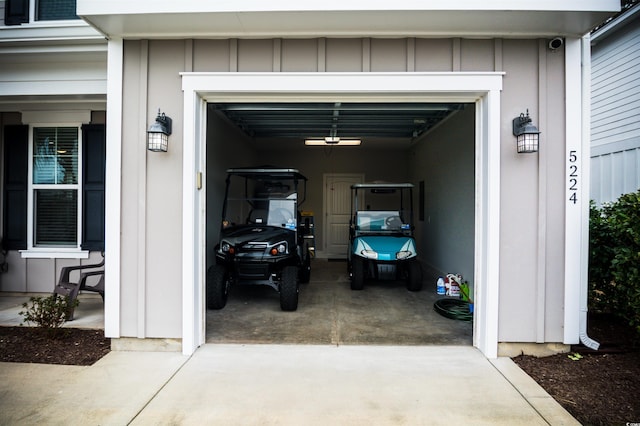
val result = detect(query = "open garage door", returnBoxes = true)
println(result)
[180,73,503,357]
[203,100,475,346]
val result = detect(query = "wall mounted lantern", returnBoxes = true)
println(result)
[147,110,172,152]
[512,110,540,154]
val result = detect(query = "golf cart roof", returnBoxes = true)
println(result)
[226,167,307,181]
[351,183,414,189]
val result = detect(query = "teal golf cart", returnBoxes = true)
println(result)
[348,183,422,291]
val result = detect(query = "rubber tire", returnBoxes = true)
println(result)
[299,249,311,284]
[350,257,365,290]
[406,261,423,292]
[280,266,299,311]
[207,264,229,310]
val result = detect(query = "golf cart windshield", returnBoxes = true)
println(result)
[351,183,414,236]
[222,168,306,230]
[245,195,297,230]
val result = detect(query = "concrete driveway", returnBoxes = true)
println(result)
[0,260,578,425]
[0,344,579,425]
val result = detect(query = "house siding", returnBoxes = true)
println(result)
[591,14,640,204]
[117,37,569,344]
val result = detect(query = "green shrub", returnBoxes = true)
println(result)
[19,294,78,336]
[589,190,640,335]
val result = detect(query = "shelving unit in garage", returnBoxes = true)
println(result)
[300,211,316,258]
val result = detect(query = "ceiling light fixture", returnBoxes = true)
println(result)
[304,137,361,146]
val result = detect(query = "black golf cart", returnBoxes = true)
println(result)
[208,167,311,311]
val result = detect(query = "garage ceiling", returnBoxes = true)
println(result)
[210,102,465,146]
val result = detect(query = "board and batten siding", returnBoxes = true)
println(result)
[115,37,569,345]
[591,16,640,204]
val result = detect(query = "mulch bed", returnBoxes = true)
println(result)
[513,313,640,426]
[0,327,110,366]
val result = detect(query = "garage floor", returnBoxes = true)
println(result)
[206,259,472,346]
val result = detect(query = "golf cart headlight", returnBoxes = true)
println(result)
[396,250,413,260]
[221,241,235,255]
[361,249,378,259]
[270,242,288,256]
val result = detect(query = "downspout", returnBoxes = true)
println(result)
[579,33,600,350]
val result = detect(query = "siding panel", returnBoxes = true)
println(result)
[281,39,318,72]
[193,39,231,72]
[591,16,640,204]
[325,38,362,71]
[461,39,495,71]
[414,38,452,71]
[370,39,406,72]
[238,39,274,72]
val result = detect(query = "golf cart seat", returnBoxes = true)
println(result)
[248,209,268,224]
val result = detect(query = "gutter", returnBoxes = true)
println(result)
[580,33,600,350]
[591,3,640,44]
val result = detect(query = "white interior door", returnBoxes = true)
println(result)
[323,173,364,258]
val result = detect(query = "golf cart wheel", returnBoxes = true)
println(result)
[280,266,299,311]
[299,248,311,284]
[207,264,229,309]
[406,261,423,292]
[350,257,365,290]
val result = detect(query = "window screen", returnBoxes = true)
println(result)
[36,0,78,21]
[34,189,77,246]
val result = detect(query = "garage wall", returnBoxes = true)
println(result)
[191,38,497,72]
[205,110,257,268]
[120,36,569,345]
[499,39,567,343]
[410,105,475,290]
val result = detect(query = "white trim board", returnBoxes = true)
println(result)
[180,72,503,357]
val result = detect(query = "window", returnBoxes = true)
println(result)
[36,0,79,21]
[2,123,105,256]
[4,0,79,25]
[31,127,80,247]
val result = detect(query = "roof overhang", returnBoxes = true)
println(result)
[591,3,640,44]
[77,0,620,40]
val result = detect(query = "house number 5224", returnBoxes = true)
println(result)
[568,150,578,204]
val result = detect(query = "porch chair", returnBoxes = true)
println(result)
[53,254,105,320]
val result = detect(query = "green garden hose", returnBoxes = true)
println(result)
[434,299,473,321]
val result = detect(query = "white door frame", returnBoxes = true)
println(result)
[181,72,504,357]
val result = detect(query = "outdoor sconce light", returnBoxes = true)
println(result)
[147,110,172,152]
[512,110,540,154]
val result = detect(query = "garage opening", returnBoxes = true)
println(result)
[204,101,475,346]
[180,71,503,356]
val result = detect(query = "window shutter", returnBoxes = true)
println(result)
[5,0,29,25]
[2,125,28,250]
[81,124,106,251]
